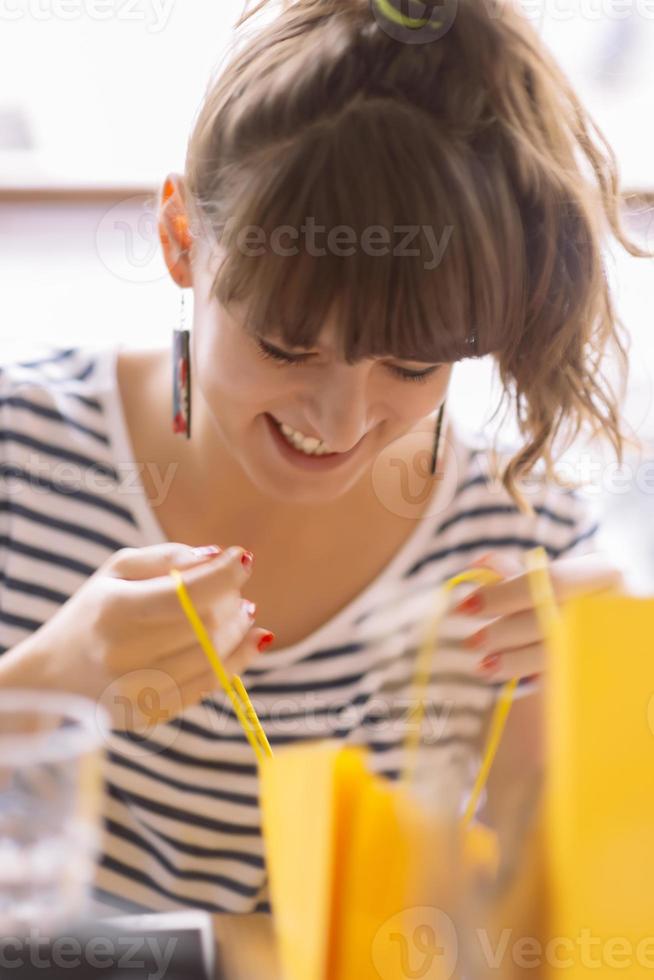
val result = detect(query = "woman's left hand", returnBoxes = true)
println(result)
[454,551,624,682]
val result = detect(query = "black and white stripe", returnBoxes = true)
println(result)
[0,346,599,915]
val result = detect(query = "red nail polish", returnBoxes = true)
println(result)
[454,592,483,615]
[463,628,487,651]
[477,653,500,674]
[241,551,254,570]
[257,632,275,652]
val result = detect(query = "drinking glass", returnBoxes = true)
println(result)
[0,690,109,934]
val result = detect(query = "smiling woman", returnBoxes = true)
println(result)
[184,0,646,507]
[0,0,645,922]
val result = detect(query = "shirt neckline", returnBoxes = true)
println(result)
[96,343,469,665]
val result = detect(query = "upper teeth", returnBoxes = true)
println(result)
[279,422,332,456]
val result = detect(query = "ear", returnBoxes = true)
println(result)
[159,172,193,288]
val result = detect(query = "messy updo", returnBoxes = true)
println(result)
[184,0,646,507]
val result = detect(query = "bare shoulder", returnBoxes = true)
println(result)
[115,347,170,462]
[116,347,167,392]
[116,347,170,422]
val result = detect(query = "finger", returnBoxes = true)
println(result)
[449,551,523,616]
[463,607,541,654]
[474,642,545,683]
[469,551,523,580]
[455,552,622,620]
[226,627,276,676]
[156,644,215,689]
[163,626,276,699]
[120,546,255,621]
[154,667,219,720]
[152,601,262,683]
[177,670,238,713]
[157,627,275,718]
[103,542,223,580]
[108,592,244,668]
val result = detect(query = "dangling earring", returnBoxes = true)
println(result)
[429,401,446,477]
[172,289,191,438]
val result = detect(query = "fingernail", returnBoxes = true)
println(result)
[463,628,488,651]
[242,600,256,619]
[241,550,254,571]
[476,653,500,675]
[257,632,275,652]
[192,545,222,558]
[454,592,483,615]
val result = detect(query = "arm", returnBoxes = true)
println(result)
[0,634,50,689]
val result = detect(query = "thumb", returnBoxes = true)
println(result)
[103,542,223,580]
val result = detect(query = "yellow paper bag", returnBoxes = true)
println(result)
[261,741,475,980]
[545,593,654,977]
[259,741,366,980]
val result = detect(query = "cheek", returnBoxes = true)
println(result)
[193,327,287,410]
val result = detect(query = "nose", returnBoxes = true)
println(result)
[305,366,372,453]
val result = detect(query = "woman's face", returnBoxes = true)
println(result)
[191,247,452,505]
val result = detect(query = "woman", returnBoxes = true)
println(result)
[0,0,636,915]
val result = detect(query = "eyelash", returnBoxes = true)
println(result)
[255,340,440,384]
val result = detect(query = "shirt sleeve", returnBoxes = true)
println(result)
[551,488,601,559]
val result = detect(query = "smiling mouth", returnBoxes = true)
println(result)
[268,414,337,457]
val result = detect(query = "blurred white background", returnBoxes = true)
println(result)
[1,0,654,586]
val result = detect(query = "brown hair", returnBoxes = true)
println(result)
[184,0,647,507]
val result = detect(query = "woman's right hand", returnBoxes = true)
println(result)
[2,542,272,731]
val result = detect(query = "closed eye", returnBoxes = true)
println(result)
[256,338,309,366]
[255,337,441,382]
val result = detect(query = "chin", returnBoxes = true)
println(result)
[238,448,362,503]
[251,468,359,505]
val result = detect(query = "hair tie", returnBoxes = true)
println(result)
[372,0,445,30]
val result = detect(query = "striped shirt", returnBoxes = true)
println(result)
[0,346,598,916]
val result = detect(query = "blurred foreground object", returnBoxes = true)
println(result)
[0,691,108,935]
[260,589,654,980]
[260,742,496,980]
